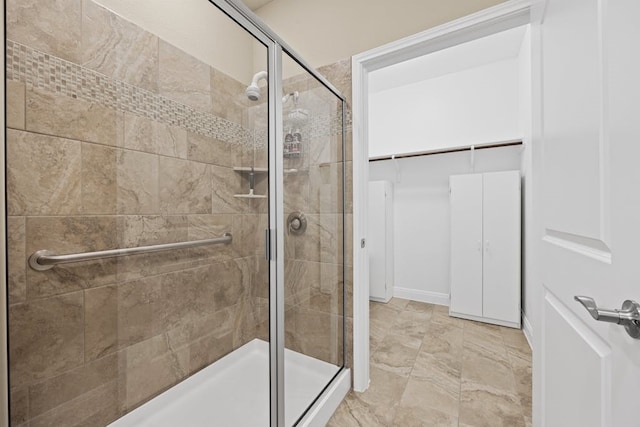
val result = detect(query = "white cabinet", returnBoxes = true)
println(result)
[449,171,521,328]
[368,181,394,303]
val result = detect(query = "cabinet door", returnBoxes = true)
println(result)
[450,174,483,317]
[368,181,388,301]
[482,171,521,325]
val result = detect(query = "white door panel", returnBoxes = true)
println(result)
[537,0,640,424]
[541,0,605,241]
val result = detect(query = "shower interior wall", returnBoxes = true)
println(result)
[5,1,352,425]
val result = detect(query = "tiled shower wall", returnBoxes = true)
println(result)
[5,1,353,426]
[6,1,268,425]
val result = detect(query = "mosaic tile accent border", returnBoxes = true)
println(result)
[6,39,348,149]
[6,39,257,147]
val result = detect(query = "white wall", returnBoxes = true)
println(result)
[369,58,521,158]
[369,147,522,302]
[254,0,506,68]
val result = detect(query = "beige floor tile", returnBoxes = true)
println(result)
[371,334,422,376]
[390,310,432,340]
[400,375,460,417]
[393,403,458,427]
[329,298,533,426]
[405,300,436,313]
[458,380,525,427]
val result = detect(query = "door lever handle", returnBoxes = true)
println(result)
[574,296,640,339]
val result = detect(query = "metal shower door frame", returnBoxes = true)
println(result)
[207,1,348,425]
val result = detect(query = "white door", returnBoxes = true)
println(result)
[536,0,640,425]
[449,174,483,317]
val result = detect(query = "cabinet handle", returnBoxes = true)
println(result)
[485,240,490,252]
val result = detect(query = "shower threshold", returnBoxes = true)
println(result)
[109,339,349,426]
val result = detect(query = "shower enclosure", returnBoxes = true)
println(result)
[4,0,348,425]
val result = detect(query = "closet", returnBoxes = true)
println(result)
[449,170,521,328]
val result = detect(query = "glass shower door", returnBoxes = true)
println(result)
[280,53,346,426]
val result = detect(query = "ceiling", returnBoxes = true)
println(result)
[240,0,273,11]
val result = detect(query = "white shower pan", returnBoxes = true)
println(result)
[109,339,350,427]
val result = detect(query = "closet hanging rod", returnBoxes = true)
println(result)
[28,233,233,271]
[369,139,523,162]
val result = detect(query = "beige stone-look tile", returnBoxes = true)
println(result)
[412,350,461,391]
[10,387,29,426]
[82,0,158,92]
[308,132,342,166]
[211,68,245,125]
[7,80,26,130]
[7,0,81,62]
[29,380,119,427]
[9,292,84,387]
[212,260,248,312]
[406,300,436,313]
[159,157,211,214]
[390,310,432,339]
[284,172,310,213]
[159,40,211,113]
[284,259,314,305]
[238,214,261,257]
[25,216,118,298]
[294,214,341,264]
[161,267,217,333]
[116,149,159,214]
[462,340,516,392]
[7,216,26,305]
[85,285,118,361]
[369,302,400,352]
[7,129,82,216]
[371,334,422,376]
[117,275,163,348]
[123,113,187,158]
[286,307,342,364]
[432,309,466,329]
[28,353,117,417]
[327,391,388,427]
[385,297,410,312]
[318,58,353,105]
[393,403,458,427]
[26,88,119,145]
[345,160,353,213]
[211,165,245,213]
[310,162,343,214]
[123,332,189,410]
[356,365,409,425]
[189,331,234,373]
[401,374,460,417]
[187,214,240,260]
[524,415,533,427]
[459,380,525,427]
[509,350,533,416]
[82,142,117,214]
[187,131,231,167]
[421,321,464,356]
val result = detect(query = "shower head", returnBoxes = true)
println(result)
[246,71,268,101]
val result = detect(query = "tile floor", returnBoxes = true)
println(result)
[328,298,532,427]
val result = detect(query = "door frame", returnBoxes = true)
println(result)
[351,0,533,393]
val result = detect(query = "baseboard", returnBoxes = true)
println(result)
[393,287,450,306]
[522,311,533,351]
[449,311,520,329]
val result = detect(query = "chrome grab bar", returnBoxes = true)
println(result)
[28,233,233,271]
